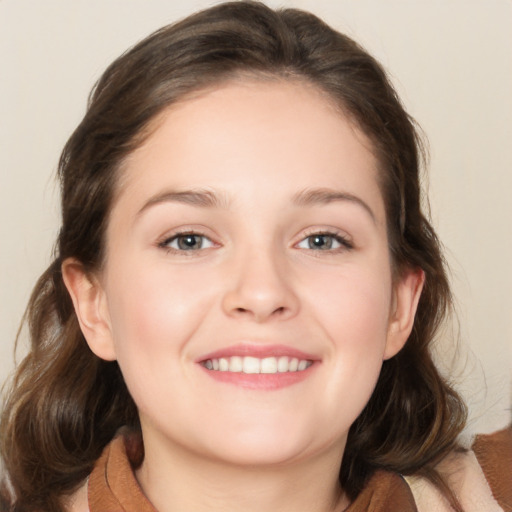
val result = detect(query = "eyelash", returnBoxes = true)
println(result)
[296,230,354,253]
[158,230,215,253]
[157,229,353,254]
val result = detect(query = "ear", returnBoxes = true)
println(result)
[384,267,425,360]
[61,258,117,361]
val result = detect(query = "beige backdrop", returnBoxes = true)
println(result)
[1,0,511,438]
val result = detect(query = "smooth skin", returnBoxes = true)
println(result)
[63,79,423,512]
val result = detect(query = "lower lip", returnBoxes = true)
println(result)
[198,364,316,390]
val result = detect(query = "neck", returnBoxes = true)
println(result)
[136,433,348,512]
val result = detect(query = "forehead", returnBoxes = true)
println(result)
[113,79,384,221]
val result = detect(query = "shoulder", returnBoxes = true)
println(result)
[62,430,144,512]
[346,470,418,512]
[471,424,512,508]
[405,425,512,512]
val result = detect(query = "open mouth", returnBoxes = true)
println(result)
[201,355,313,374]
[196,345,318,390]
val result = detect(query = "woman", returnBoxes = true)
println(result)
[0,2,473,511]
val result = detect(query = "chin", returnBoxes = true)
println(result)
[197,420,334,467]
[208,442,308,467]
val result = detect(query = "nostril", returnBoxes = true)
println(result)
[233,305,285,317]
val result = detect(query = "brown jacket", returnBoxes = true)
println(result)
[85,427,512,512]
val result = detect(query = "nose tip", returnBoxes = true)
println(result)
[221,256,299,323]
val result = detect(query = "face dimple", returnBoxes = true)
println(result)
[99,79,396,469]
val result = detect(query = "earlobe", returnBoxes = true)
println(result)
[384,268,425,360]
[61,258,117,361]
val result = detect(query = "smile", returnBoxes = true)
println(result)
[201,356,313,374]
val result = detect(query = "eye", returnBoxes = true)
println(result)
[296,232,352,251]
[161,233,214,251]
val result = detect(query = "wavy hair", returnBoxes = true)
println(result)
[1,2,466,510]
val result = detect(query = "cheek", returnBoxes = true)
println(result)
[303,262,392,409]
[103,262,215,375]
[102,263,222,422]
[305,258,392,341]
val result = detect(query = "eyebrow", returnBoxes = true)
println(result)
[137,188,229,216]
[137,186,376,223]
[292,187,376,223]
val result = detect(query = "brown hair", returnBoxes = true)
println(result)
[0,2,466,510]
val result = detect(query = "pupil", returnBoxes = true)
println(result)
[179,235,201,250]
[310,235,332,250]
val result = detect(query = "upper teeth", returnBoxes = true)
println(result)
[203,356,312,374]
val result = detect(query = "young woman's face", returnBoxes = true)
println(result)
[76,80,420,468]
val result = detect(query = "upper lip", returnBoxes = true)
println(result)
[196,343,319,363]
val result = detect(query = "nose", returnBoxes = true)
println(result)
[221,248,300,323]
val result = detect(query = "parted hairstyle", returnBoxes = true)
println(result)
[0,2,467,511]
